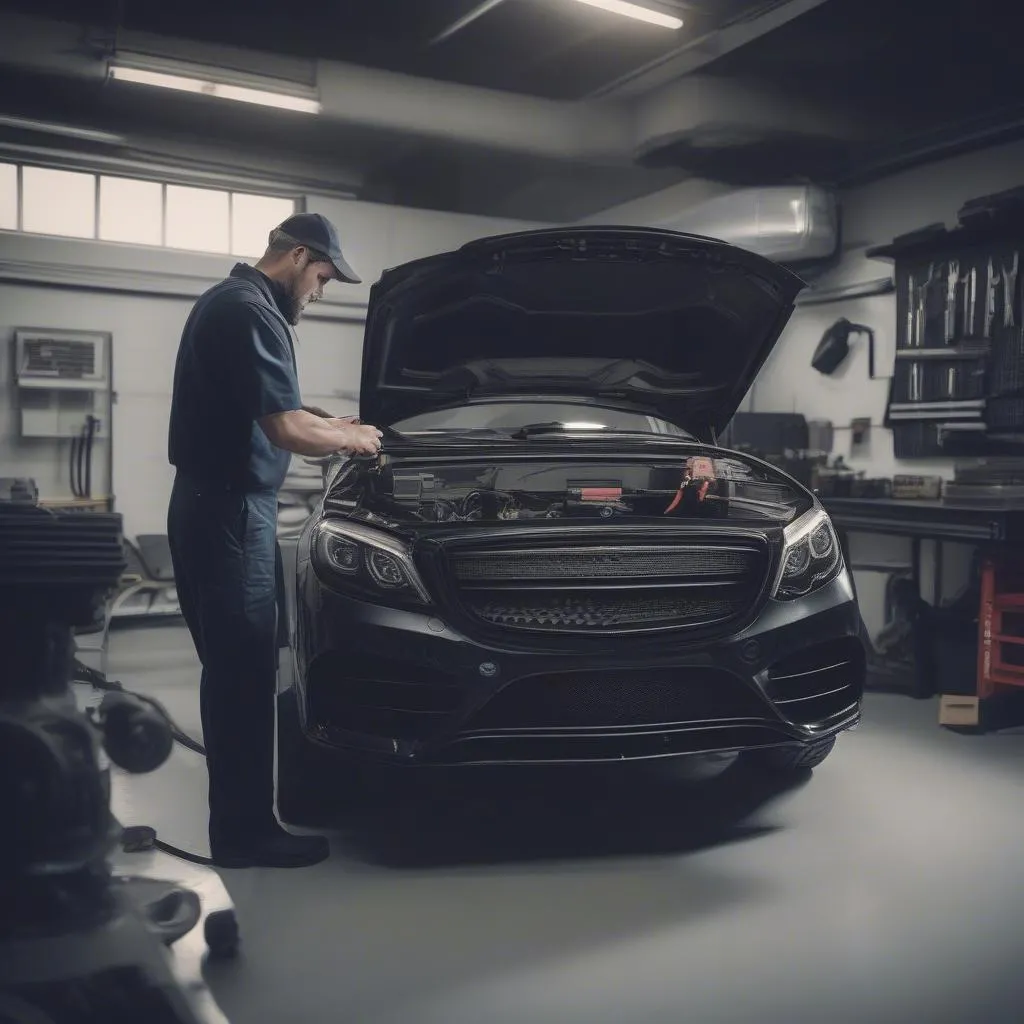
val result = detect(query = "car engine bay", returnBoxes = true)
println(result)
[324,453,807,526]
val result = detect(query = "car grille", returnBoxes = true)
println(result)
[441,541,768,635]
[464,668,770,732]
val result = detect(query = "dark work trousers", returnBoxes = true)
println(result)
[167,474,281,846]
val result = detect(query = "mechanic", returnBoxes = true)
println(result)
[167,212,382,869]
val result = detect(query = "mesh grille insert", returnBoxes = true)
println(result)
[450,545,757,582]
[467,591,739,632]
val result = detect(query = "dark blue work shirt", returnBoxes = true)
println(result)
[168,264,303,492]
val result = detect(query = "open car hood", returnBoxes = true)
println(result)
[359,227,805,440]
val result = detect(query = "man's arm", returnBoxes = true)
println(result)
[260,410,380,457]
[235,307,380,457]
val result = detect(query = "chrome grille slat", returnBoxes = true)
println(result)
[774,685,854,705]
[770,659,852,682]
[458,579,744,592]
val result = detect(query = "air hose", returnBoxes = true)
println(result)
[74,658,215,866]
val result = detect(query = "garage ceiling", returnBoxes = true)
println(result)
[697,0,1024,184]
[0,0,1021,221]
[0,0,769,101]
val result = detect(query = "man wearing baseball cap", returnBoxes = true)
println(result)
[166,212,381,868]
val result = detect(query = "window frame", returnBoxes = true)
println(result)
[0,157,302,254]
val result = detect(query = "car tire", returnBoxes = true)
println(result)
[276,687,354,827]
[758,736,837,773]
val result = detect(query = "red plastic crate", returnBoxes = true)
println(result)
[977,556,1024,698]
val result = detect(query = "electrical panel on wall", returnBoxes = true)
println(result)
[14,330,109,391]
[12,329,112,439]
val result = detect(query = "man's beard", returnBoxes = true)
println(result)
[283,288,304,326]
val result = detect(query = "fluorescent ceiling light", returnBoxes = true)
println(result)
[570,0,683,29]
[108,65,321,114]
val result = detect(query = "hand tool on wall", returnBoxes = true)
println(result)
[1003,252,1019,327]
[906,271,917,348]
[985,257,998,338]
[917,263,933,346]
[909,361,923,401]
[922,263,947,345]
[945,259,960,342]
[962,265,977,338]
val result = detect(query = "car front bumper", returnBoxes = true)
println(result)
[290,568,864,767]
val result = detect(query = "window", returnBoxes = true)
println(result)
[99,176,163,246]
[232,192,296,257]
[165,184,230,253]
[0,160,298,252]
[22,167,96,239]
[0,163,16,230]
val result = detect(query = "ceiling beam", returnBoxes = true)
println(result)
[590,0,836,98]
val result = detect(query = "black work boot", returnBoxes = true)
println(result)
[210,822,330,869]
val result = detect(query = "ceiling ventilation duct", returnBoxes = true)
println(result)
[658,185,838,265]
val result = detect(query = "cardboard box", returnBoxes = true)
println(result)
[939,695,981,727]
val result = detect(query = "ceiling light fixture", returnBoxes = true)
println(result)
[108,64,321,114]
[570,0,683,29]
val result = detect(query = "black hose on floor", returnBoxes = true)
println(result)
[73,658,206,756]
[73,658,214,865]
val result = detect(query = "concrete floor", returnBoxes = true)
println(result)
[102,622,1024,1024]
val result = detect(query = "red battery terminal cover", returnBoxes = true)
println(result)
[665,457,716,513]
[579,487,624,502]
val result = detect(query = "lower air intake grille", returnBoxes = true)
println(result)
[766,638,865,726]
[465,668,769,731]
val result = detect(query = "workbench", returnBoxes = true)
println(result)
[823,497,1024,605]
[823,497,1024,724]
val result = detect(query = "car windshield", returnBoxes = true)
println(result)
[391,402,691,437]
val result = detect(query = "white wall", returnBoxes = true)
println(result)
[577,177,732,226]
[0,200,546,539]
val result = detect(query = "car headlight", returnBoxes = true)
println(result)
[312,519,431,605]
[771,507,843,600]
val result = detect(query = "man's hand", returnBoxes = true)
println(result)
[335,421,383,457]
[326,415,362,426]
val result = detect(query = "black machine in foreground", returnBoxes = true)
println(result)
[0,493,234,1022]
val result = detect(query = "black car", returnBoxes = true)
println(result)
[277,227,865,822]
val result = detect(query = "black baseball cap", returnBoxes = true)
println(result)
[276,212,362,284]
